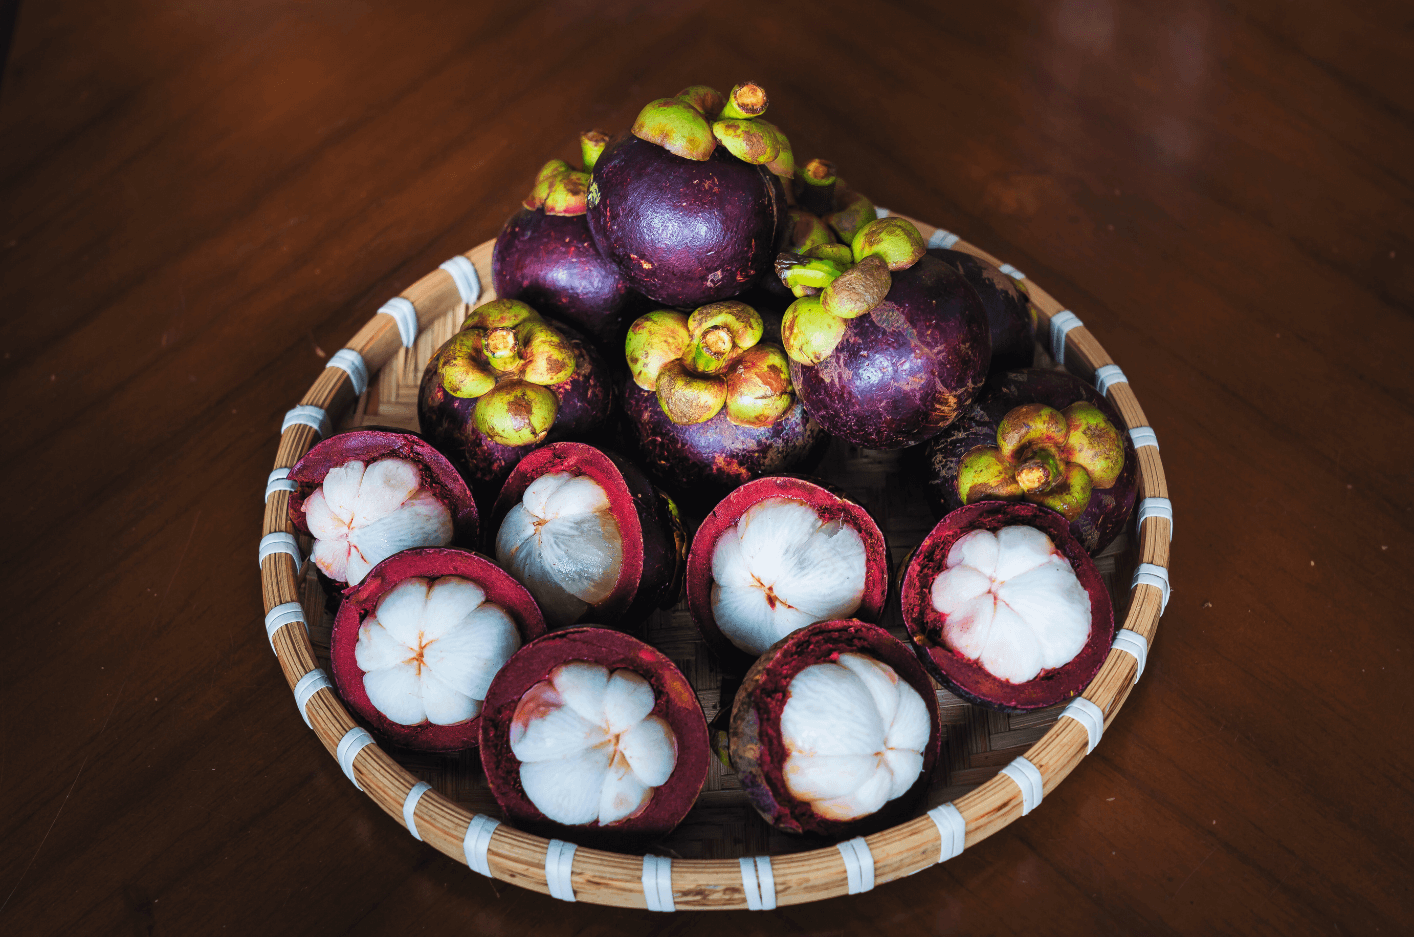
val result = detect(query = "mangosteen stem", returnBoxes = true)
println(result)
[580,130,610,171]
[720,82,768,120]
[794,158,837,216]
[483,327,522,371]
[684,326,735,375]
[1015,448,1063,493]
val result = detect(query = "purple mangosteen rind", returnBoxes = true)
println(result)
[488,442,684,629]
[685,475,892,672]
[618,377,829,517]
[900,501,1115,713]
[927,248,1037,373]
[729,619,942,838]
[922,368,1138,554]
[788,253,991,450]
[286,429,479,545]
[478,627,710,848]
[329,547,548,753]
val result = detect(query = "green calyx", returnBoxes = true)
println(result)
[625,302,794,427]
[783,209,836,254]
[712,118,780,165]
[851,217,926,270]
[523,158,591,217]
[955,401,1125,521]
[720,82,768,119]
[821,255,891,319]
[633,97,717,161]
[438,299,576,447]
[580,130,610,171]
[781,295,847,365]
[632,82,794,174]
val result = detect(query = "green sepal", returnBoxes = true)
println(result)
[474,380,558,447]
[725,344,794,428]
[711,118,779,165]
[781,295,847,365]
[632,98,716,161]
[851,217,926,271]
[625,310,691,390]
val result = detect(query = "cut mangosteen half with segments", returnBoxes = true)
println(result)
[490,442,685,631]
[686,475,890,670]
[330,547,546,752]
[901,501,1114,713]
[287,429,479,588]
[479,627,709,847]
[729,619,942,838]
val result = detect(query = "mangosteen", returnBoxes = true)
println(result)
[923,368,1137,554]
[928,248,1037,372]
[729,619,942,837]
[329,547,546,752]
[286,429,478,588]
[779,217,991,450]
[479,627,710,847]
[585,82,791,307]
[418,298,613,504]
[900,501,1114,712]
[620,300,827,514]
[492,134,646,353]
[685,475,890,668]
[489,442,685,630]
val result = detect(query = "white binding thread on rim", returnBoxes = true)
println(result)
[998,262,1026,280]
[265,468,297,502]
[1061,697,1105,754]
[263,601,307,650]
[836,837,875,894]
[641,855,675,912]
[378,297,419,348]
[1129,426,1159,451]
[1049,311,1082,366]
[1132,562,1171,614]
[874,206,891,218]
[402,781,433,842]
[440,255,482,305]
[928,228,960,250]
[1000,756,1044,816]
[1093,364,1127,396]
[336,728,375,791]
[545,839,577,902]
[927,804,967,863]
[1138,497,1174,540]
[738,856,776,910]
[1112,628,1148,683]
[325,348,369,396]
[281,405,331,439]
[462,814,500,878]
[292,668,331,729]
[258,533,303,571]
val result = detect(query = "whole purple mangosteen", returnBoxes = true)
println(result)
[492,133,646,353]
[928,248,1037,373]
[586,83,791,307]
[620,300,827,515]
[779,216,991,450]
[418,298,612,506]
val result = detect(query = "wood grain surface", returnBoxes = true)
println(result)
[1,0,1410,934]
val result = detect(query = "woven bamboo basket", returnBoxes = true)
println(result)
[258,210,1171,910]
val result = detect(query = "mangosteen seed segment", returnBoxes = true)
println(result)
[288,430,477,588]
[511,662,678,826]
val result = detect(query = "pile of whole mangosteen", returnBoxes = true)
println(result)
[287,83,1137,848]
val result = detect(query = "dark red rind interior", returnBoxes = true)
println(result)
[478,627,710,848]
[900,501,1114,712]
[286,429,479,546]
[330,547,547,752]
[729,619,942,838]
[488,442,682,630]
[685,475,891,671]
[922,367,1139,554]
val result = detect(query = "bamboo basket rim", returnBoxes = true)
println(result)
[258,211,1170,910]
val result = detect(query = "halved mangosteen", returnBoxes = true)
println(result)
[330,547,546,752]
[287,429,478,588]
[686,475,890,670]
[729,619,941,838]
[489,442,685,631]
[900,501,1114,712]
[479,627,709,847]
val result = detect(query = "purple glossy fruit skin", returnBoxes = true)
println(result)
[492,207,646,353]
[417,318,614,508]
[619,377,829,516]
[928,248,1036,372]
[921,368,1139,554]
[586,134,787,307]
[789,253,991,450]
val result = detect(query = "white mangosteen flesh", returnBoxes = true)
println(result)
[354,576,521,726]
[710,498,867,656]
[496,473,624,629]
[779,653,930,821]
[929,526,1092,684]
[303,458,454,585]
[509,662,678,827]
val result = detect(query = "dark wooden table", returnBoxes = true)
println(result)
[2,0,1410,933]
